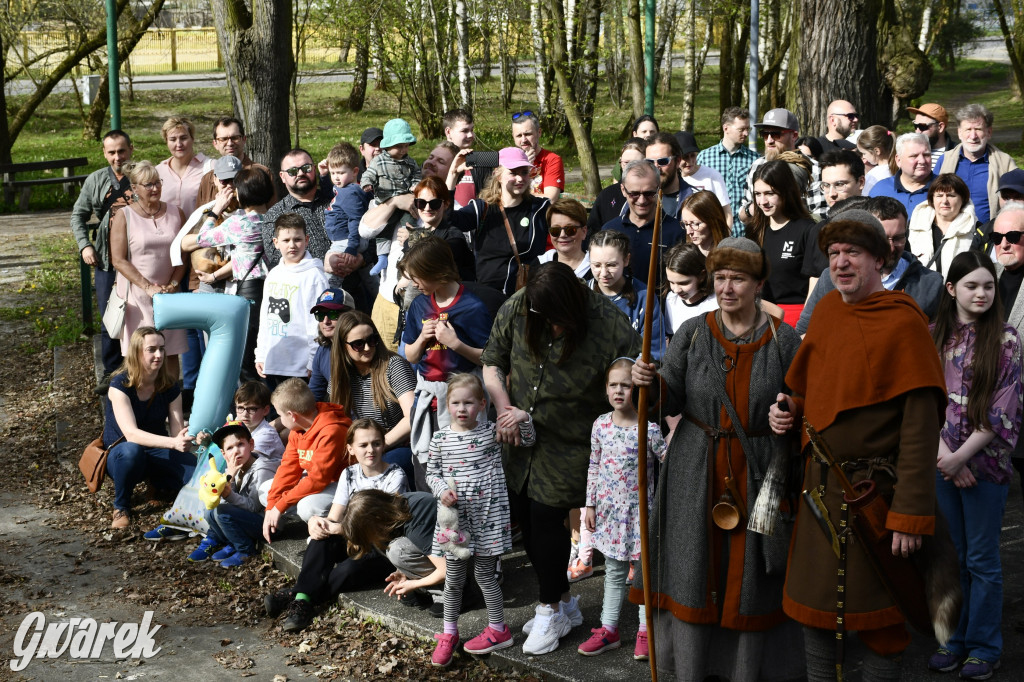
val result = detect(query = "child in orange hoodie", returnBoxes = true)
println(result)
[262,378,352,542]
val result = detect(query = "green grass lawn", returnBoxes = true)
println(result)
[5,58,1021,211]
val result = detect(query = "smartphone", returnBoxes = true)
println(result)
[464,151,499,168]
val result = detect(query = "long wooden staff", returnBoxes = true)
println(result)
[636,189,663,681]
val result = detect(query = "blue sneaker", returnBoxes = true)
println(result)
[960,658,999,680]
[219,552,252,568]
[144,525,189,542]
[929,648,963,673]
[211,545,236,562]
[187,536,221,562]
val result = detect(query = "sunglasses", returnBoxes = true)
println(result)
[646,156,674,167]
[314,309,342,322]
[991,230,1024,245]
[548,225,581,238]
[512,110,535,121]
[283,162,314,177]
[625,189,658,201]
[758,129,790,140]
[414,198,443,210]
[914,122,937,131]
[345,335,379,352]
[834,112,859,120]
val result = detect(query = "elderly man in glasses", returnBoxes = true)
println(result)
[599,159,684,283]
[907,103,954,170]
[511,111,564,202]
[737,108,827,227]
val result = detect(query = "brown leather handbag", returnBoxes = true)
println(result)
[499,206,530,291]
[79,436,124,493]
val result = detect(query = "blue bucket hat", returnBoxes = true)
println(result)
[380,118,417,148]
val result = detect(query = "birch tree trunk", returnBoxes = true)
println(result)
[679,0,696,130]
[348,33,369,111]
[210,0,293,170]
[455,0,472,107]
[531,0,549,114]
[627,0,646,120]
[549,0,602,196]
[577,0,601,131]
[917,2,933,52]
[605,0,626,107]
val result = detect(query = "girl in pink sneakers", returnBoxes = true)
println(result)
[577,358,666,659]
[426,374,535,667]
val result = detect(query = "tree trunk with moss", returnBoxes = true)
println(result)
[210,0,293,172]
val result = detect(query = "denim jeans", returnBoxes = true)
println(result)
[94,267,123,375]
[105,441,196,511]
[936,472,1009,662]
[204,504,264,555]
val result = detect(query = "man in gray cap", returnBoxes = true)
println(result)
[737,108,826,227]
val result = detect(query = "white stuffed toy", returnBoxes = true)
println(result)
[436,477,471,560]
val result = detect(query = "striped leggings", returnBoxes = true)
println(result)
[444,555,503,625]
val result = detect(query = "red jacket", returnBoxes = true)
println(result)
[265,402,352,513]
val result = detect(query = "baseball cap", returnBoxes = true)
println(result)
[999,169,1024,195]
[674,131,700,155]
[906,103,948,124]
[309,287,353,314]
[754,108,800,132]
[212,420,252,448]
[498,147,532,170]
[360,127,384,145]
[213,155,242,180]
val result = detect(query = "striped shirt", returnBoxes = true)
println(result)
[346,355,416,431]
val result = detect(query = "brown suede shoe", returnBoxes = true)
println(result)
[111,509,130,529]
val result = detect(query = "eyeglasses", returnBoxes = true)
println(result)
[314,309,342,322]
[624,189,658,201]
[512,110,535,121]
[234,405,261,414]
[758,129,790,140]
[135,180,162,190]
[646,156,674,167]
[991,230,1024,245]
[834,112,859,120]
[887,234,908,245]
[345,335,379,352]
[820,180,852,191]
[414,198,443,210]
[548,224,581,238]
[682,220,706,229]
[282,163,314,177]
[914,122,938,131]
[215,134,243,143]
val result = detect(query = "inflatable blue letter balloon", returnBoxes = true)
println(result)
[153,293,249,437]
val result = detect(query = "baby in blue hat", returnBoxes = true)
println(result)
[361,118,422,276]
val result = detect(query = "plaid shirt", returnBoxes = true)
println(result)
[741,155,826,231]
[696,141,758,210]
[361,150,421,203]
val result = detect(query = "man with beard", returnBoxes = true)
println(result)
[908,103,954,170]
[816,100,859,152]
[71,129,134,393]
[644,132,695,219]
[936,103,1018,224]
[738,108,826,226]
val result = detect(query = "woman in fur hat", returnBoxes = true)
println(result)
[631,237,804,681]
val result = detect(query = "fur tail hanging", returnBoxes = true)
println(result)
[916,507,962,646]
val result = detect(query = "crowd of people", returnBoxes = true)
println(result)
[71,99,1024,680]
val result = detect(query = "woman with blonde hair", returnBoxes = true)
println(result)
[103,327,194,529]
[109,160,188,375]
[156,116,208,216]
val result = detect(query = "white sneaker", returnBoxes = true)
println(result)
[523,596,582,635]
[522,604,571,655]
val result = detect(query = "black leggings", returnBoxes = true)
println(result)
[508,485,571,604]
[293,535,393,602]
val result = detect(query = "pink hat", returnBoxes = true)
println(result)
[498,147,532,170]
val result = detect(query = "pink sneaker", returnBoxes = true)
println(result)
[464,625,514,654]
[431,632,459,667]
[634,630,649,660]
[577,627,621,656]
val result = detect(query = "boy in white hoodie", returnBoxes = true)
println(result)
[255,213,330,388]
